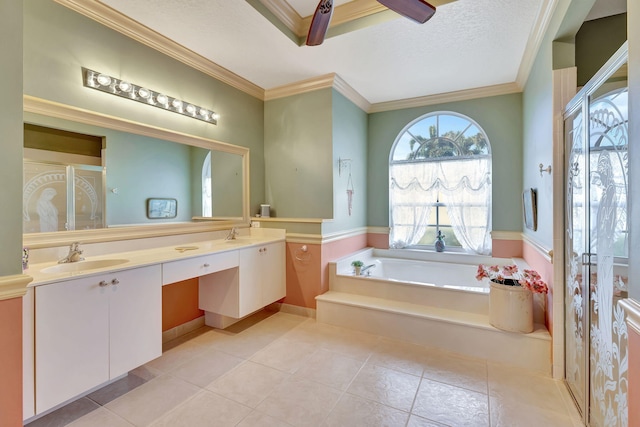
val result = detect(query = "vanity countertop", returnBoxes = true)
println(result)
[26,229,285,287]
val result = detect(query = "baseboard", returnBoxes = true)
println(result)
[270,302,316,318]
[162,316,205,344]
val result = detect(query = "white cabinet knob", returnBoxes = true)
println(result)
[99,280,109,287]
[203,263,211,268]
[111,278,120,285]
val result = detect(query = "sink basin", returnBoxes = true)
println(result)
[41,259,129,274]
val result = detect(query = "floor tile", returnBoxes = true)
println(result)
[487,362,568,416]
[105,375,200,426]
[369,337,431,376]
[236,410,293,427]
[406,414,449,426]
[250,336,318,374]
[169,348,243,387]
[87,372,149,406]
[144,339,206,373]
[324,393,410,427]
[206,360,289,408]
[422,349,488,394]
[66,408,134,427]
[256,377,342,427]
[412,378,490,427]
[347,363,421,412]
[489,396,577,427]
[29,311,586,427]
[293,348,364,390]
[149,390,252,427]
[26,398,100,427]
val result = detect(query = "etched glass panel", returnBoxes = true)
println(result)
[23,162,69,233]
[588,86,628,427]
[565,107,587,415]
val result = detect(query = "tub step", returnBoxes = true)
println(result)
[316,291,551,374]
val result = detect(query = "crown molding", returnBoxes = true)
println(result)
[333,75,371,112]
[516,0,559,88]
[264,73,337,100]
[368,82,522,113]
[0,274,33,300]
[258,0,305,35]
[54,0,265,100]
[260,0,456,38]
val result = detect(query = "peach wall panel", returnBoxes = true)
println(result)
[162,278,203,331]
[492,239,523,258]
[522,241,554,332]
[367,233,389,249]
[0,298,22,427]
[285,243,322,308]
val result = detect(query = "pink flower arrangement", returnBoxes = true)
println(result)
[476,264,548,294]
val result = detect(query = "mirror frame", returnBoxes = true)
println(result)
[23,95,250,249]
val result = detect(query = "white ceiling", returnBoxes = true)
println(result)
[94,0,613,104]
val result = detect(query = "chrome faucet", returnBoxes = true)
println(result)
[225,227,239,240]
[58,242,84,264]
[361,264,376,276]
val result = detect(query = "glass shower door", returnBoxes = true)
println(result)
[564,46,629,426]
[565,105,588,417]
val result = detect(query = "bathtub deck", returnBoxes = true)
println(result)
[316,290,552,374]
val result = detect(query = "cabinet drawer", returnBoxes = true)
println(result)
[162,250,239,285]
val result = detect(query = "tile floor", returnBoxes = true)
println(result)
[26,310,583,427]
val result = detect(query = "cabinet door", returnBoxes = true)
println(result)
[35,277,110,414]
[262,242,286,306]
[109,265,162,378]
[238,247,263,317]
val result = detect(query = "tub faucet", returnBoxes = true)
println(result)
[58,242,84,264]
[361,264,376,276]
[225,227,239,240]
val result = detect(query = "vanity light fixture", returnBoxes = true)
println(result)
[82,68,218,125]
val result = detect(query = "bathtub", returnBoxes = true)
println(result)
[334,248,517,293]
[328,247,541,320]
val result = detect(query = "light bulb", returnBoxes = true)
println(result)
[138,87,151,99]
[156,94,168,106]
[172,99,183,109]
[118,81,131,92]
[186,104,196,114]
[211,113,219,121]
[198,108,209,118]
[96,74,111,86]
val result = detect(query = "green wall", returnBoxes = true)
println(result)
[576,14,627,87]
[264,89,333,218]
[0,0,23,275]
[23,0,265,214]
[367,93,524,233]
[522,0,595,249]
[325,90,368,234]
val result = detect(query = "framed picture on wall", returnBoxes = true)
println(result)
[523,188,537,231]
[147,198,177,219]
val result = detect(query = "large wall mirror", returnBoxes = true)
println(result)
[23,96,250,247]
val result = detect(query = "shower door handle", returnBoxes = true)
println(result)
[581,252,597,266]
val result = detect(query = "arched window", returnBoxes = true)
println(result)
[202,151,212,217]
[389,112,492,254]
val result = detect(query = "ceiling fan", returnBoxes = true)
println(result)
[306,0,436,46]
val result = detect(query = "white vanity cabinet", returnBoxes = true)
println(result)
[243,241,286,313]
[199,241,285,319]
[34,265,161,414]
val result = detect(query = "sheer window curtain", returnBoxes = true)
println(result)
[390,157,492,254]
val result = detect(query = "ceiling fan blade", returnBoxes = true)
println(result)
[377,0,436,24]
[306,0,334,46]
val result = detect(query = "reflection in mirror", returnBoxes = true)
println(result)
[23,96,249,239]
